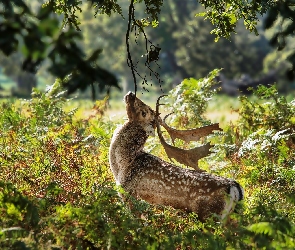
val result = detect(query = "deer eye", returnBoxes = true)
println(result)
[141,111,146,117]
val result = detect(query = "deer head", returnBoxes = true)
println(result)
[125,92,156,136]
[123,92,221,171]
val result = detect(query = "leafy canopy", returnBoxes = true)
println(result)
[0,0,293,96]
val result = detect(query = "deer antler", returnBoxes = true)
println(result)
[155,95,222,171]
[160,114,222,144]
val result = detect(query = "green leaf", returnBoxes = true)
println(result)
[247,222,274,236]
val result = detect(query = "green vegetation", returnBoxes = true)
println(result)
[1,74,294,249]
[1,0,295,97]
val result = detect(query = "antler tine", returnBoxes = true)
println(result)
[158,112,173,128]
[156,94,168,117]
[160,110,222,144]
[162,112,173,123]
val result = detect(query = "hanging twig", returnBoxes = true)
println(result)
[125,0,163,95]
[126,0,137,95]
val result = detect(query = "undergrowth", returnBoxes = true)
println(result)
[0,73,295,249]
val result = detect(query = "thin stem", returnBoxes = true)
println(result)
[126,0,137,96]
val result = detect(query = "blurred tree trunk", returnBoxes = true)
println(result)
[17,72,37,94]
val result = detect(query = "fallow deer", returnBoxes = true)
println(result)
[109,92,243,221]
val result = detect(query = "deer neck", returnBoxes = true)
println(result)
[109,121,149,185]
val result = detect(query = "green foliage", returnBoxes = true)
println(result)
[239,85,295,135]
[174,11,271,80]
[163,69,221,128]
[222,85,295,219]
[198,0,276,39]
[0,0,120,97]
[1,83,295,249]
[263,0,295,80]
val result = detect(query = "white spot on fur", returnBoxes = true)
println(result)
[144,124,155,136]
